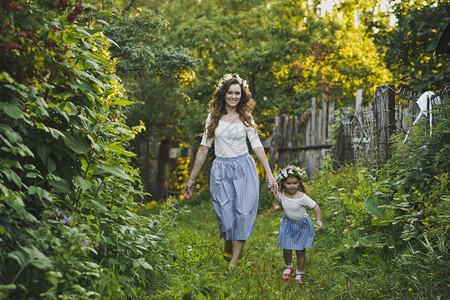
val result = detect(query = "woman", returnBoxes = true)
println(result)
[183,73,277,267]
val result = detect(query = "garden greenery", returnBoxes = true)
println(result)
[0,1,184,298]
[308,96,450,297]
[154,99,449,298]
[0,0,448,299]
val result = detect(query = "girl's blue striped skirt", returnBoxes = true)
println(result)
[210,153,259,241]
[278,215,315,250]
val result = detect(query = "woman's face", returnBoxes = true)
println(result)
[283,177,301,194]
[225,83,242,109]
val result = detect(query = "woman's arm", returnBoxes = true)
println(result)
[183,145,210,198]
[312,204,323,230]
[253,146,278,193]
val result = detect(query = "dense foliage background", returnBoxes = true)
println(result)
[0,0,449,298]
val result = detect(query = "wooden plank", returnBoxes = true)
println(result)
[279,114,288,167]
[373,85,395,162]
[311,97,316,146]
[327,100,335,141]
[355,89,363,112]
[268,114,281,169]
[310,98,316,176]
[321,95,327,165]
[305,111,311,146]
[279,144,332,151]
[321,97,327,145]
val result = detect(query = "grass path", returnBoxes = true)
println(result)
[151,199,397,299]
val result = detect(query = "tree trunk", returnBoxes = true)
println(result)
[154,138,170,200]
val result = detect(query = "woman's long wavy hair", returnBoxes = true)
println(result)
[206,77,258,138]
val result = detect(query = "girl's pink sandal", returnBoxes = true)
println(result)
[294,271,304,284]
[281,266,294,280]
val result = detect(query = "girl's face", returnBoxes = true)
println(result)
[283,176,301,194]
[225,84,242,109]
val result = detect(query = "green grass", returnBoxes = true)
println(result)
[148,198,420,300]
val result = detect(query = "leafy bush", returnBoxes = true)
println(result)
[0,1,186,298]
[308,96,450,297]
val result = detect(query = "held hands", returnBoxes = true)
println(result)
[183,179,195,199]
[265,173,278,194]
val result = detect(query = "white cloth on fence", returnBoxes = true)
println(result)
[403,91,441,143]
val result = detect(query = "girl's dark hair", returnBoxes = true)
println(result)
[206,78,258,138]
[280,175,308,194]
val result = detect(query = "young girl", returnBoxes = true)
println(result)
[272,165,323,284]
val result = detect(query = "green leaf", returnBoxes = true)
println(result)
[1,169,22,188]
[0,102,22,119]
[48,176,72,194]
[16,143,33,157]
[37,144,50,165]
[75,175,93,191]
[81,39,93,50]
[7,250,27,266]
[74,69,105,90]
[23,246,53,270]
[46,271,62,287]
[47,158,56,174]
[92,164,131,181]
[62,101,79,116]
[107,142,136,157]
[48,128,65,140]
[133,258,153,270]
[85,59,99,69]
[89,52,111,68]
[63,135,91,155]
[4,83,28,98]
[0,124,22,143]
[363,196,387,219]
[26,172,40,179]
[363,197,394,226]
[110,98,135,106]
[84,198,107,213]
[0,284,16,299]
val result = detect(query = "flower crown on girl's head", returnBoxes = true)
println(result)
[216,73,249,91]
[274,165,308,182]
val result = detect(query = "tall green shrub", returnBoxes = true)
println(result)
[310,95,450,297]
[0,1,180,298]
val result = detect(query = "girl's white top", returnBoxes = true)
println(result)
[200,113,262,157]
[280,192,317,222]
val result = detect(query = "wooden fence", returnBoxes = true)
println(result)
[150,84,448,199]
[267,84,449,177]
[267,95,335,178]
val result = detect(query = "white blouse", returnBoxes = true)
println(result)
[200,113,263,157]
[279,192,317,222]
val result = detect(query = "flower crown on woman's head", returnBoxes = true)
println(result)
[274,165,308,182]
[216,73,249,91]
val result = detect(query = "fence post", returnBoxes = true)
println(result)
[279,114,288,167]
[355,89,363,112]
[373,85,395,163]
[308,97,317,177]
[321,94,328,164]
[268,114,281,170]
[327,100,335,141]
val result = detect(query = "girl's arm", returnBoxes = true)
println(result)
[253,146,277,193]
[183,145,209,198]
[312,204,323,230]
[272,188,280,203]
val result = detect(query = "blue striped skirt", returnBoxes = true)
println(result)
[278,215,315,250]
[210,153,259,240]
